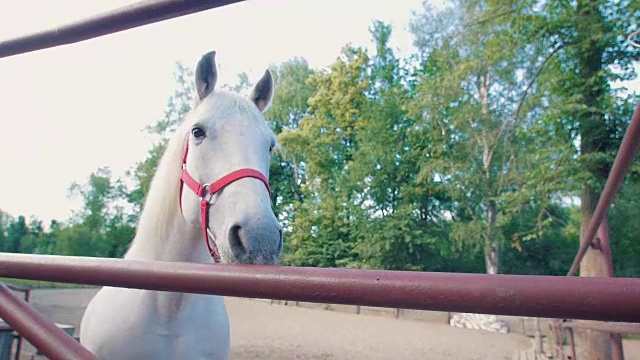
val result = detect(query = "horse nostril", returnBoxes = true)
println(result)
[277,228,283,253]
[228,225,246,256]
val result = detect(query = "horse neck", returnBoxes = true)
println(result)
[118,121,226,322]
[125,214,210,263]
[124,180,211,263]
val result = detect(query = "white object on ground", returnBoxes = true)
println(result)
[449,313,509,334]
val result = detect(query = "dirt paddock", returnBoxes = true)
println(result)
[15,288,640,359]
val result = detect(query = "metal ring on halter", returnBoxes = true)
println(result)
[200,184,210,201]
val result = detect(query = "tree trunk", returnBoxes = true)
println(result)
[293,161,301,202]
[577,186,612,360]
[485,199,499,274]
[574,1,613,358]
[478,67,498,275]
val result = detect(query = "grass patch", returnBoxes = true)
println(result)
[0,277,86,289]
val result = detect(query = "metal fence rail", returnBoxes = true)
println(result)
[0,284,96,360]
[1,253,640,322]
[0,0,245,59]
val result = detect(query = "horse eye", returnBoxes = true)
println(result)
[191,127,206,139]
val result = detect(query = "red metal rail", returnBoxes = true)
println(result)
[561,321,640,335]
[556,320,640,360]
[0,0,245,59]
[5,284,31,360]
[0,253,640,322]
[0,283,96,360]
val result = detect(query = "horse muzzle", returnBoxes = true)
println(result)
[225,220,283,265]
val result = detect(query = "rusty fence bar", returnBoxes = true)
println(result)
[0,0,245,59]
[5,284,31,360]
[556,318,640,360]
[567,328,577,360]
[567,102,640,277]
[556,219,626,360]
[561,321,640,335]
[0,283,96,360]
[599,219,625,360]
[1,253,640,322]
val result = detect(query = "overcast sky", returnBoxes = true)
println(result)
[0,0,637,226]
[0,0,429,224]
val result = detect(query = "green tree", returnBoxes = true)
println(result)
[282,45,370,267]
[0,210,10,252]
[19,218,44,254]
[500,203,578,276]
[408,0,568,274]
[348,21,451,270]
[608,182,640,277]
[222,72,252,94]
[266,58,317,231]
[61,167,134,257]
[53,224,103,257]
[6,215,28,253]
[68,167,120,231]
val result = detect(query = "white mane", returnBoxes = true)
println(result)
[133,120,190,245]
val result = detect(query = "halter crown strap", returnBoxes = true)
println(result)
[178,135,271,262]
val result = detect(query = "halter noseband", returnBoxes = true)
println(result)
[179,135,271,262]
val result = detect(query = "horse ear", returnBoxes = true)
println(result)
[195,51,218,100]
[250,69,273,112]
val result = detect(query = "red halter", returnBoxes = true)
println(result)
[179,135,271,262]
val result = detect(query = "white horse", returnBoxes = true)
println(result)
[79,50,283,360]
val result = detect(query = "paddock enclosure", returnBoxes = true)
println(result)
[0,1,639,359]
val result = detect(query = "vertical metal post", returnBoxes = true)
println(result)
[554,321,566,360]
[598,219,625,360]
[534,317,543,354]
[568,328,577,360]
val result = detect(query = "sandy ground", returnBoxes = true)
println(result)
[15,288,640,360]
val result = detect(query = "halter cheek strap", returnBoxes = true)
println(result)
[179,135,271,262]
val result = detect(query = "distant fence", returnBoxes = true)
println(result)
[260,298,552,338]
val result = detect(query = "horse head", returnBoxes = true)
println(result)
[178,51,283,265]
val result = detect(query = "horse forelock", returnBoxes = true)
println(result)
[194,90,274,136]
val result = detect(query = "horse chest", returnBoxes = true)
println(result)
[80,287,230,360]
